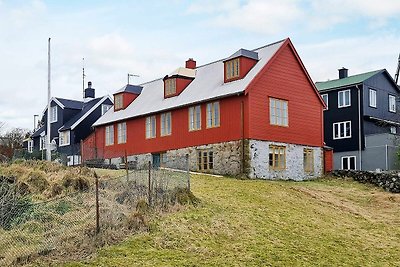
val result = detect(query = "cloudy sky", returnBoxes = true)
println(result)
[1,0,400,131]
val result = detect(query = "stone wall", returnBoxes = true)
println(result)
[248,140,323,181]
[331,170,400,193]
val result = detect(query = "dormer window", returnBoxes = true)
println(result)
[165,78,177,96]
[225,58,240,80]
[114,94,123,110]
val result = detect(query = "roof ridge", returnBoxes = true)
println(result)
[316,69,383,84]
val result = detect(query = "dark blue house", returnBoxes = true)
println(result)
[28,82,113,165]
[316,68,400,171]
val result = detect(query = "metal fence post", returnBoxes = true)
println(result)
[186,154,190,191]
[95,172,100,234]
[148,160,151,206]
[125,150,129,182]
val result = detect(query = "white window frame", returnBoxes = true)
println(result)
[269,98,288,127]
[101,104,112,115]
[341,156,356,170]
[390,126,397,134]
[189,105,201,131]
[333,121,351,139]
[165,78,177,96]
[50,106,57,123]
[59,130,70,146]
[105,125,114,146]
[338,89,351,108]
[225,58,240,80]
[39,135,46,150]
[206,101,220,128]
[146,116,156,139]
[117,122,127,144]
[321,94,328,110]
[160,112,172,136]
[389,95,396,113]
[369,89,377,108]
[27,140,33,153]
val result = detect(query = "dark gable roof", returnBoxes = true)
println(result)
[224,48,259,62]
[58,97,104,131]
[31,125,45,138]
[115,84,143,94]
[56,98,84,109]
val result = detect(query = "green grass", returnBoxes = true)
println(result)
[64,175,400,267]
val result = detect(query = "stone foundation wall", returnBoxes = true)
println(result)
[248,140,323,181]
[104,139,323,180]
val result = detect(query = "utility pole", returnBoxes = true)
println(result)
[395,53,400,85]
[46,38,52,161]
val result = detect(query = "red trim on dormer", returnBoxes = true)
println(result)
[164,76,194,98]
[224,57,258,83]
[114,92,139,111]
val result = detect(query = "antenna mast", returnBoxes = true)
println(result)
[82,57,86,98]
[395,53,400,85]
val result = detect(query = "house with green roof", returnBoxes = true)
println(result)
[316,68,400,171]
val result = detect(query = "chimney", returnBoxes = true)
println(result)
[84,81,95,102]
[338,67,348,79]
[186,58,196,69]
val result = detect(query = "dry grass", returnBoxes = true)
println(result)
[64,174,400,267]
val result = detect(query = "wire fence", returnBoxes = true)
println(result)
[0,156,191,266]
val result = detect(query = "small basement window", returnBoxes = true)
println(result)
[197,149,214,171]
[225,58,240,80]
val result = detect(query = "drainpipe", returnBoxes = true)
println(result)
[385,144,388,170]
[356,84,362,170]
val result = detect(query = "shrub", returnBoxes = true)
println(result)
[26,170,49,193]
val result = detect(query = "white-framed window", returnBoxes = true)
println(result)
[50,106,57,123]
[105,125,114,146]
[269,145,286,170]
[146,116,156,139]
[322,94,328,110]
[270,98,288,126]
[39,135,46,150]
[341,156,356,170]
[389,95,396,113]
[160,112,172,136]
[117,122,127,144]
[333,121,351,139]
[165,78,176,96]
[369,89,377,108]
[303,148,314,173]
[114,94,123,110]
[338,89,351,108]
[189,105,201,131]
[59,130,70,146]
[197,149,214,171]
[27,140,33,153]
[390,126,397,134]
[101,104,112,115]
[225,58,240,80]
[206,101,220,128]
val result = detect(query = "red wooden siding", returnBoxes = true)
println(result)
[324,148,333,173]
[114,92,139,111]
[247,43,324,147]
[91,96,245,159]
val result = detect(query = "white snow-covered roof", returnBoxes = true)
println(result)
[93,39,286,127]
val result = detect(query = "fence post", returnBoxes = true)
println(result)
[186,154,190,191]
[125,150,129,182]
[95,172,100,234]
[148,160,151,206]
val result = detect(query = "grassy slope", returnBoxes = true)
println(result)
[65,175,400,267]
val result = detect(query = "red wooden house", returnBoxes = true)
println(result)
[84,38,325,180]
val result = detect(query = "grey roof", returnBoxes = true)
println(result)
[58,97,104,131]
[115,84,143,94]
[32,125,45,138]
[93,39,286,127]
[56,98,84,109]
[224,48,259,62]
